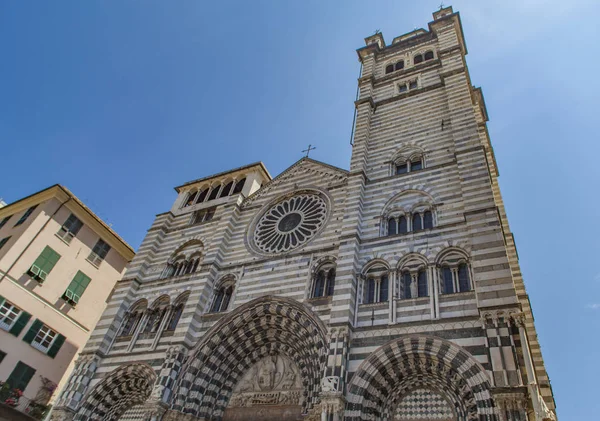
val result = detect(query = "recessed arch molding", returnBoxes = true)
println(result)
[171,295,329,420]
[346,335,498,421]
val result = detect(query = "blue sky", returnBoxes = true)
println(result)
[1,1,597,418]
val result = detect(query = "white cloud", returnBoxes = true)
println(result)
[586,303,600,310]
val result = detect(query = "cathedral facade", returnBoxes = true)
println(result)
[51,7,557,421]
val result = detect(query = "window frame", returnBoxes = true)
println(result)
[87,239,110,267]
[28,246,61,282]
[0,300,22,331]
[56,214,83,244]
[0,236,11,251]
[14,206,37,227]
[30,324,58,353]
[0,215,11,230]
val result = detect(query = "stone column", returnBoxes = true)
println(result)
[512,314,556,421]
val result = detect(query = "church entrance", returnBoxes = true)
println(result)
[171,296,329,421]
[222,355,304,421]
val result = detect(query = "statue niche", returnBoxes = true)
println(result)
[224,355,304,421]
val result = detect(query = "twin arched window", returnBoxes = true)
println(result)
[210,279,235,313]
[312,267,336,298]
[396,157,423,174]
[119,302,146,337]
[387,210,433,235]
[183,178,246,208]
[385,60,405,74]
[413,50,435,65]
[441,263,471,294]
[364,266,389,304]
[400,269,428,299]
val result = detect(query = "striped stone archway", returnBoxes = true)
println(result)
[171,295,329,421]
[346,336,498,421]
[74,363,156,421]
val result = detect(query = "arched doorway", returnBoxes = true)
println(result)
[73,363,156,421]
[346,336,498,421]
[171,296,329,421]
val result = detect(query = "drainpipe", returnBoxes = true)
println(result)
[0,196,72,284]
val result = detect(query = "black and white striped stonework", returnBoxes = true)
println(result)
[52,7,556,421]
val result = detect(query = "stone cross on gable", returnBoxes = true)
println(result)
[302,144,316,157]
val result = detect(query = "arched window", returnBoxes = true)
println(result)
[396,161,408,174]
[312,266,336,298]
[417,269,428,297]
[364,266,389,304]
[458,263,471,292]
[210,281,235,313]
[220,181,234,198]
[166,304,184,331]
[399,216,408,234]
[402,271,412,299]
[442,266,454,294]
[395,60,404,71]
[414,54,423,64]
[208,186,220,201]
[119,302,146,337]
[385,60,404,74]
[197,188,210,204]
[424,50,434,60]
[423,211,433,229]
[385,64,394,74]
[412,213,423,231]
[184,191,197,207]
[388,218,397,235]
[232,178,246,194]
[410,158,423,171]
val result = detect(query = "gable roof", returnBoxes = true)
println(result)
[242,157,348,207]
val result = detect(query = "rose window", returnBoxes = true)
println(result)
[253,194,328,253]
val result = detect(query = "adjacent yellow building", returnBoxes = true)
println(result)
[0,185,134,412]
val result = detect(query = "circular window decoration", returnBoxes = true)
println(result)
[253,193,328,254]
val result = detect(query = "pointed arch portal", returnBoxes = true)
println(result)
[172,296,329,421]
[346,335,497,421]
[73,363,156,421]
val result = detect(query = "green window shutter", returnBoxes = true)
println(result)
[6,361,36,391]
[9,311,31,337]
[22,319,43,344]
[30,247,61,280]
[47,334,65,358]
[65,271,91,303]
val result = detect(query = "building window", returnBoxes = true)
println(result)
[57,214,83,244]
[87,239,110,267]
[232,178,246,195]
[210,285,234,313]
[423,211,433,229]
[184,191,198,207]
[28,246,61,282]
[424,50,434,60]
[120,304,146,337]
[398,79,419,94]
[312,267,336,298]
[6,362,36,391]
[440,263,472,294]
[166,304,184,331]
[220,181,234,198]
[208,186,221,201]
[191,207,216,225]
[386,210,434,236]
[197,188,210,204]
[23,320,65,357]
[14,206,37,227]
[413,50,435,65]
[387,218,397,236]
[401,271,412,299]
[398,216,408,233]
[417,269,428,297]
[0,299,22,331]
[364,267,389,304]
[0,216,11,229]
[0,236,10,251]
[395,157,423,174]
[62,271,91,305]
[385,60,405,74]
[143,306,168,334]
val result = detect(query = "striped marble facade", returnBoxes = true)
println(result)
[52,6,556,421]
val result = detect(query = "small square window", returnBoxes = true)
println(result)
[398,84,408,93]
[409,80,418,90]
